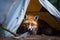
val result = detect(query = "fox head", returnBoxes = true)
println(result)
[22,14,39,34]
[17,14,39,35]
[17,14,53,35]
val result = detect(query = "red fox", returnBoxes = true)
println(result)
[17,14,39,35]
[17,14,54,35]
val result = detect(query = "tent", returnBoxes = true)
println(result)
[0,0,30,37]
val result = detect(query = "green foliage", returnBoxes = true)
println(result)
[48,0,57,8]
[48,0,57,3]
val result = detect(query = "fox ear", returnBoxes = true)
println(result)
[24,15,28,19]
[34,15,39,21]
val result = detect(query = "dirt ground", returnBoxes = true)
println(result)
[0,35,60,40]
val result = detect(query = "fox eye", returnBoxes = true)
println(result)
[23,23,29,26]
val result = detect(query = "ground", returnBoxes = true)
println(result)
[0,35,60,40]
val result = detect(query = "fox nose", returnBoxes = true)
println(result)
[28,28,33,34]
[28,28,36,35]
[28,28,33,31]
